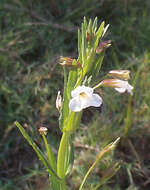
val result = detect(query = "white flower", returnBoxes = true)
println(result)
[114,80,133,95]
[69,85,102,112]
[98,79,133,95]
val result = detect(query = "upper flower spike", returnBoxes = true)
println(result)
[69,86,102,112]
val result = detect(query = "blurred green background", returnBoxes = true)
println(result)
[0,0,150,189]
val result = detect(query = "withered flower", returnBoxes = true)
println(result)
[38,127,48,135]
[96,40,111,53]
[59,56,82,68]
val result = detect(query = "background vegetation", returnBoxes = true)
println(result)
[0,0,150,189]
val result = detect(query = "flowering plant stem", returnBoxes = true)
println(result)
[42,134,57,172]
[57,132,70,178]
[14,18,131,190]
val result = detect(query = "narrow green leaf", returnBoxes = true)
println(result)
[83,49,95,77]
[78,29,82,56]
[92,17,98,33]
[94,21,105,50]
[57,132,70,178]
[96,21,105,38]
[88,18,92,32]
[65,137,74,176]
[93,53,105,76]
[42,135,57,172]
[83,16,87,30]
[15,121,59,180]
[102,24,109,38]
[81,23,86,66]
[59,67,69,131]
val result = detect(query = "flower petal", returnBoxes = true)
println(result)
[115,87,126,93]
[80,95,92,109]
[71,85,93,97]
[69,86,103,112]
[89,94,103,107]
[69,96,82,112]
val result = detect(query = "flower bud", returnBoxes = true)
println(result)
[59,56,74,66]
[56,91,62,112]
[86,32,91,42]
[108,70,130,80]
[59,56,82,68]
[96,40,111,53]
[38,127,48,135]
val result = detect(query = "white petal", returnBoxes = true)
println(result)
[71,86,82,97]
[80,93,102,109]
[71,85,93,97]
[115,87,126,93]
[126,83,133,93]
[80,95,92,109]
[114,81,133,95]
[115,84,133,95]
[89,94,103,107]
[69,96,82,112]
[81,86,93,94]
[69,86,103,112]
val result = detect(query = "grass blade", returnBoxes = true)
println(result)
[79,137,120,190]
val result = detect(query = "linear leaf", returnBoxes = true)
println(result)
[94,21,105,50]
[15,121,59,180]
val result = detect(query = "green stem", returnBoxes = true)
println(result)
[79,160,97,190]
[50,176,67,190]
[93,82,102,90]
[57,132,70,178]
[42,134,57,172]
[123,95,132,138]
[75,68,83,87]
[60,179,67,190]
[63,66,68,91]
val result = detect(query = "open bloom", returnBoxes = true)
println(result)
[99,79,133,95]
[69,85,102,112]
